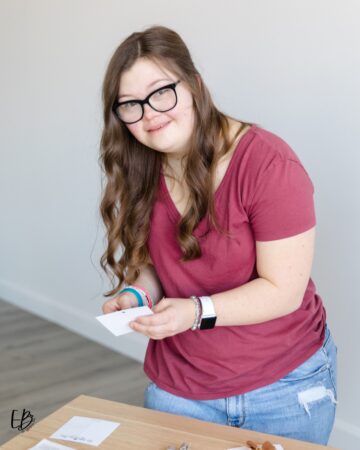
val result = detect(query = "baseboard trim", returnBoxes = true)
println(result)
[329,418,360,448]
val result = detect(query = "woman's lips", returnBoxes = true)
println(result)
[148,121,171,133]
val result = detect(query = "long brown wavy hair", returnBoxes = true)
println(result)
[99,25,254,297]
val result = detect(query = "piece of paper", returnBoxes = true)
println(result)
[227,448,250,450]
[50,416,120,447]
[96,305,154,336]
[28,439,74,449]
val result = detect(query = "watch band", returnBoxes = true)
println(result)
[197,296,217,330]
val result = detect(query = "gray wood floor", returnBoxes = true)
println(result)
[0,298,149,446]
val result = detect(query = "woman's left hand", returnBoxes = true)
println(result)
[129,298,195,339]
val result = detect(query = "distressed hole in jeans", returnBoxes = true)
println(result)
[298,385,338,417]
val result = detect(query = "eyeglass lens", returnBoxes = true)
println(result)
[116,86,177,123]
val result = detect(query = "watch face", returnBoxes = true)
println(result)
[200,316,217,330]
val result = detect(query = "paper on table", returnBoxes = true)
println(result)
[227,448,251,450]
[28,438,74,449]
[50,416,120,447]
[96,305,153,336]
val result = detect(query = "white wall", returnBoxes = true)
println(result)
[1,1,359,447]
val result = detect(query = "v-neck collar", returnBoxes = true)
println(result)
[160,123,257,229]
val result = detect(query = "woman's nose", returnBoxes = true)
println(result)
[143,103,161,120]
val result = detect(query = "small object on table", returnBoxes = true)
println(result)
[262,441,277,450]
[166,443,191,450]
[246,440,277,450]
[179,443,191,450]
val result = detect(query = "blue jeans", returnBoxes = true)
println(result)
[144,324,337,445]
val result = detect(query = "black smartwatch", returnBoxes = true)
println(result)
[197,296,217,330]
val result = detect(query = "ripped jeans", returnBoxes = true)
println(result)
[144,324,337,445]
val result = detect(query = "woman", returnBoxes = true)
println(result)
[99,25,337,445]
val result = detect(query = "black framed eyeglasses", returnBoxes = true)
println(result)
[112,80,181,124]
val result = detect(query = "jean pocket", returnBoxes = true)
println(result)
[279,346,329,383]
[320,329,338,399]
[145,381,156,391]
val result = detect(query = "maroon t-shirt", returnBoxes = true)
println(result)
[144,123,326,400]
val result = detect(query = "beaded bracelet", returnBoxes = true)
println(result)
[118,287,144,306]
[117,285,154,309]
[190,296,201,331]
[132,284,153,309]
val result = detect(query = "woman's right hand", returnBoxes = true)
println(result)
[101,291,138,314]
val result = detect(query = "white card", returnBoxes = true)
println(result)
[50,416,120,447]
[28,439,74,449]
[227,448,249,450]
[96,305,154,336]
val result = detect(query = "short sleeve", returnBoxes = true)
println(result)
[247,159,316,241]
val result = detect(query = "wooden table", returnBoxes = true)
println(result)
[0,395,339,449]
